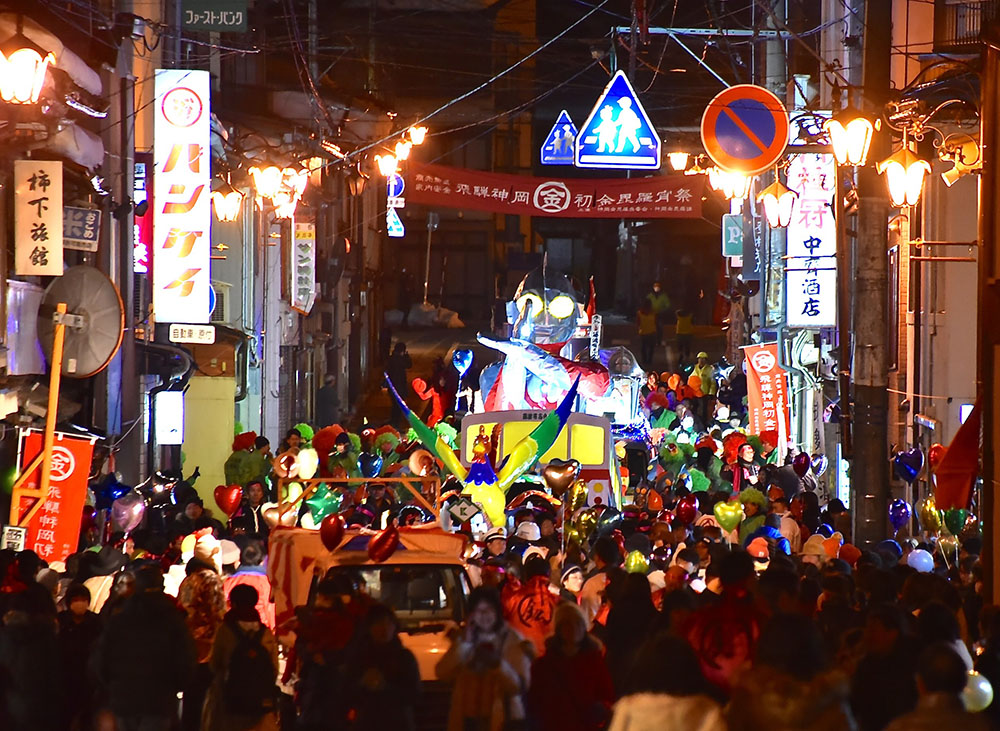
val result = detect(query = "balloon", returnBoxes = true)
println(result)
[408,449,436,477]
[792,453,811,478]
[916,496,943,533]
[96,476,129,511]
[942,508,967,537]
[939,534,960,557]
[320,514,346,552]
[888,499,911,532]
[574,509,599,539]
[566,479,588,513]
[367,522,400,563]
[305,485,342,523]
[452,348,474,378]
[285,482,304,504]
[542,459,581,497]
[817,524,834,538]
[646,489,664,512]
[714,500,742,533]
[297,448,320,480]
[81,505,97,531]
[624,550,649,574]
[214,484,242,517]
[964,671,995,712]
[906,548,934,573]
[358,452,384,479]
[892,448,924,484]
[676,494,698,525]
[927,443,948,472]
[466,484,506,527]
[110,492,146,533]
[273,452,299,479]
[261,502,281,529]
[810,454,828,477]
[597,506,622,532]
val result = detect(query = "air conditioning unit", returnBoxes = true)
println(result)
[210,281,232,324]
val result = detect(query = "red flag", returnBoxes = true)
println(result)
[934,400,981,510]
[586,276,596,321]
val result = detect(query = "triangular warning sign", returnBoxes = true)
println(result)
[540,110,578,165]
[575,70,661,169]
[386,208,405,238]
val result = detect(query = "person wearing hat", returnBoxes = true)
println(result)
[175,495,224,538]
[507,520,540,560]
[691,351,717,425]
[800,534,828,566]
[482,527,507,560]
[560,565,585,603]
[747,537,770,573]
[737,488,768,547]
[502,554,561,656]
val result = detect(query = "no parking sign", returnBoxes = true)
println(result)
[701,85,789,174]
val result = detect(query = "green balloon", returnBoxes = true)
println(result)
[944,508,968,537]
[305,484,342,523]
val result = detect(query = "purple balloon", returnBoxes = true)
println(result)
[893,448,924,484]
[110,491,146,534]
[888,498,911,532]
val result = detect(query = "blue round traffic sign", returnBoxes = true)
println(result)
[387,173,405,198]
[701,85,789,174]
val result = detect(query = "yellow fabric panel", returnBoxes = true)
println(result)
[571,423,606,466]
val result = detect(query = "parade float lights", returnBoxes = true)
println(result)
[0,18,55,105]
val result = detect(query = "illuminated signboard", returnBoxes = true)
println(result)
[152,69,211,323]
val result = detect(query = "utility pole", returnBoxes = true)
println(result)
[851,0,892,547]
[978,26,1000,601]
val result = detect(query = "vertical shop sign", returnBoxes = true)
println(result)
[14,160,63,276]
[290,221,316,314]
[16,430,95,563]
[744,343,791,438]
[153,69,212,322]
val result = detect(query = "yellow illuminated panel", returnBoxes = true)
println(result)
[502,422,569,463]
[571,424,607,466]
[463,423,497,462]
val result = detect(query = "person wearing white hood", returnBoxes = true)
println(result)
[608,632,726,731]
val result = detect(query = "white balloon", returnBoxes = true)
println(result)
[964,671,994,713]
[906,548,934,573]
[297,448,320,480]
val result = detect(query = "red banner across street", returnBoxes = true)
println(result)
[404,162,704,218]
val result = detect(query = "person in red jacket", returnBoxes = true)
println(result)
[502,554,561,656]
[528,602,615,731]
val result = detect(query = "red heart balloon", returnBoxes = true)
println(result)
[214,484,243,517]
[928,443,947,471]
[320,514,346,552]
[675,494,698,525]
[367,522,400,563]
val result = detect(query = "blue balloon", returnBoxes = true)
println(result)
[358,452,383,479]
[95,476,129,510]
[452,348,474,378]
[817,523,834,538]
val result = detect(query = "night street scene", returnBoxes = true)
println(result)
[2,0,1000,729]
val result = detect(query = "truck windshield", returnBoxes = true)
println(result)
[325,564,470,630]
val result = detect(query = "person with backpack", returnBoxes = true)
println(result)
[202,584,279,731]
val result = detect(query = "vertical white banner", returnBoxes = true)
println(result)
[153,69,211,323]
[14,160,63,276]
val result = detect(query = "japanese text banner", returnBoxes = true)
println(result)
[405,163,703,218]
[17,430,95,563]
[744,343,791,441]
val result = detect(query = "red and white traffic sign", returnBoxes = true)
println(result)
[701,84,789,174]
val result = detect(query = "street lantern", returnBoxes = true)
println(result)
[0,22,55,105]
[756,179,798,228]
[667,151,689,171]
[876,145,931,207]
[375,153,398,177]
[408,126,427,145]
[272,191,298,219]
[395,139,412,161]
[248,166,283,199]
[211,184,244,222]
[707,167,751,201]
[823,107,874,167]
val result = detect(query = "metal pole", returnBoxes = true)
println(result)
[835,165,853,456]
[424,212,438,305]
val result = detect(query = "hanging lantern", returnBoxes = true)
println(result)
[876,145,931,207]
[667,151,689,172]
[0,21,55,105]
[248,166,283,199]
[395,140,412,161]
[272,191,298,219]
[756,179,797,228]
[408,126,428,145]
[823,107,874,167]
[708,168,751,201]
[211,185,244,222]
[281,167,309,198]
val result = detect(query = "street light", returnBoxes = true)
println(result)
[823,107,874,167]
[757,178,798,228]
[375,153,398,177]
[707,167,751,201]
[408,126,428,145]
[876,145,931,207]
[667,151,689,171]
[211,184,244,222]
[395,139,412,161]
[248,166,283,199]
[0,21,55,105]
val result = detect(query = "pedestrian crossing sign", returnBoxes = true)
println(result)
[540,110,578,165]
[386,207,405,238]
[575,70,661,169]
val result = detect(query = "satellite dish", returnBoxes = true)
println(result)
[38,265,124,378]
